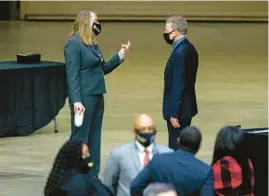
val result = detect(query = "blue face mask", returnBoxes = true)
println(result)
[136,132,156,147]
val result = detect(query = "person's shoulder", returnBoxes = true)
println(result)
[149,152,174,169]
[181,38,193,47]
[155,144,173,153]
[174,44,188,57]
[152,150,175,163]
[193,158,212,175]
[176,38,195,50]
[184,39,198,53]
[63,172,94,195]
[109,143,134,157]
[64,172,89,190]
[65,34,81,47]
[71,171,88,181]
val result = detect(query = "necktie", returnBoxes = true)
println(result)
[143,150,150,167]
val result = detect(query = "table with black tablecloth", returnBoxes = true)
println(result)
[0,61,67,137]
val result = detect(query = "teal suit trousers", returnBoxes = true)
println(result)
[70,95,104,176]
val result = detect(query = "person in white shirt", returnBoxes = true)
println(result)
[103,114,173,196]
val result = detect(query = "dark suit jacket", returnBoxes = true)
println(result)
[53,168,113,196]
[130,149,214,196]
[163,38,198,121]
[64,33,122,104]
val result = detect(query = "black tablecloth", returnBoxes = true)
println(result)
[0,61,67,137]
[243,128,268,196]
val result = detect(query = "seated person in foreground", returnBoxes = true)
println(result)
[130,126,214,196]
[211,126,255,196]
[103,114,172,196]
[44,140,112,196]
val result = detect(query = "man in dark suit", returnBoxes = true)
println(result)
[162,15,199,150]
[130,126,213,196]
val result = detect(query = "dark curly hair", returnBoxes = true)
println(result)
[44,140,84,196]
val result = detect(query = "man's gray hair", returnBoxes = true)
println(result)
[166,15,188,35]
[143,183,177,196]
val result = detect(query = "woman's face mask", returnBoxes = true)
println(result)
[83,155,94,168]
[92,22,102,36]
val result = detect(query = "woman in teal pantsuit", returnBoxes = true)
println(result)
[64,10,131,176]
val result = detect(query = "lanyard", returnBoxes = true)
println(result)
[94,46,104,62]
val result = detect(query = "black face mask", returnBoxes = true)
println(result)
[136,132,156,147]
[78,155,94,173]
[163,30,175,45]
[84,155,94,168]
[92,22,101,36]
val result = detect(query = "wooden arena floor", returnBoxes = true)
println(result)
[0,21,267,195]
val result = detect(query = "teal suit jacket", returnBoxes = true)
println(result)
[64,34,122,104]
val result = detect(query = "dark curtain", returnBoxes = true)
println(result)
[0,1,10,20]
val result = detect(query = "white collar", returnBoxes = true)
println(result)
[135,141,154,153]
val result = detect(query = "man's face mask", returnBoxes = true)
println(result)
[163,29,175,45]
[92,22,101,36]
[136,132,156,147]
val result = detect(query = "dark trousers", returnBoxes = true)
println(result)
[167,118,192,150]
[70,95,104,176]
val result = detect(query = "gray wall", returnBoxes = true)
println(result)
[21,1,268,22]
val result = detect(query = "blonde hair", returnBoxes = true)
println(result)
[70,10,97,45]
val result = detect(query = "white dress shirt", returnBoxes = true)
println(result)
[135,141,154,169]
[118,50,125,61]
